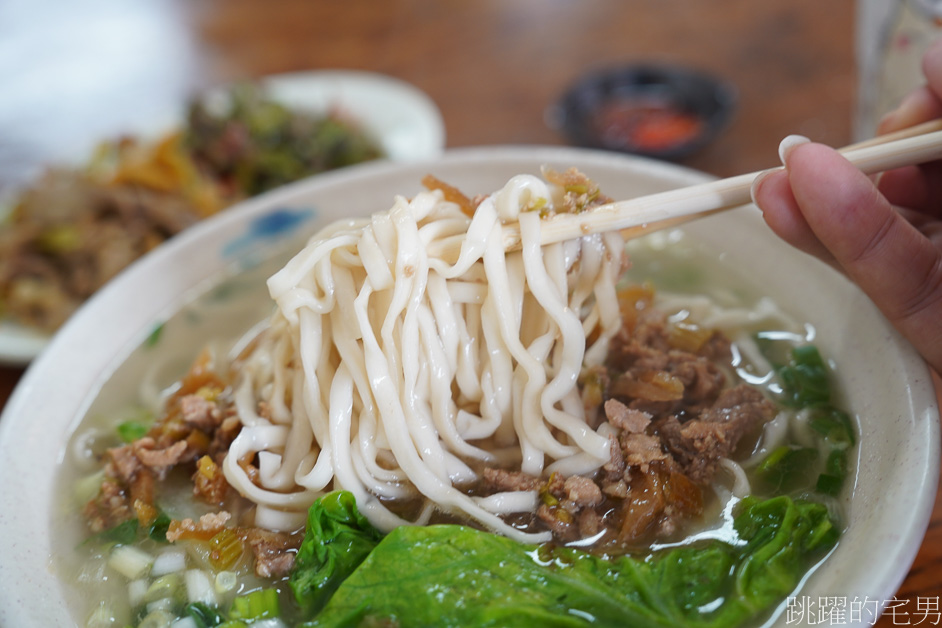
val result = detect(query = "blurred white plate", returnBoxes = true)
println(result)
[256,70,445,162]
[0,70,445,366]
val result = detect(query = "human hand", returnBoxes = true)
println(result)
[750,39,942,374]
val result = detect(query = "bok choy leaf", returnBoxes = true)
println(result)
[292,492,838,628]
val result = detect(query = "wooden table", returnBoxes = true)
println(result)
[0,1,937,624]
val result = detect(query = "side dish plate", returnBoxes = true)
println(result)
[0,70,445,365]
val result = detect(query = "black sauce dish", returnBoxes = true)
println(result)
[547,63,738,161]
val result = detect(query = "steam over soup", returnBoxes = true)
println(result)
[56,171,853,628]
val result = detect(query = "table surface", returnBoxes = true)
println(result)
[1,1,938,624]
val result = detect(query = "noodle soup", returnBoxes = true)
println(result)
[54,170,856,628]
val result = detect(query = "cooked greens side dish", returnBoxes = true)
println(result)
[0,85,383,333]
[186,85,384,197]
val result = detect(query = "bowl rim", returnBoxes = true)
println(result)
[0,144,937,626]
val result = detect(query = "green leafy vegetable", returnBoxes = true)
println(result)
[733,496,838,603]
[186,85,384,197]
[757,341,857,497]
[755,446,819,493]
[816,449,849,496]
[146,511,172,543]
[289,491,384,618]
[90,518,139,546]
[807,405,856,447]
[778,345,831,407]
[86,509,170,547]
[298,493,838,628]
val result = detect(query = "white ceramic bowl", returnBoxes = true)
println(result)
[0,146,937,627]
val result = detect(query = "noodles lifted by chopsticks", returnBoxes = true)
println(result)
[223,171,626,542]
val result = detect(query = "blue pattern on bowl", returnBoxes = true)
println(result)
[222,206,316,259]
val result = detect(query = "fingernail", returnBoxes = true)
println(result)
[879,88,926,134]
[877,110,897,135]
[778,135,810,165]
[750,168,777,206]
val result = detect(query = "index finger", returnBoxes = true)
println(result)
[783,142,942,371]
[877,38,942,134]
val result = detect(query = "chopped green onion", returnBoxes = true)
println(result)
[145,598,175,613]
[128,578,149,609]
[152,549,187,576]
[229,588,281,621]
[117,420,148,443]
[214,571,238,595]
[108,545,154,580]
[145,573,183,603]
[138,609,176,628]
[185,569,217,606]
[85,601,116,628]
[74,470,106,505]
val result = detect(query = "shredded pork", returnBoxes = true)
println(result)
[481,307,775,548]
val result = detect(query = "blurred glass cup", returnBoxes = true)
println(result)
[856,0,942,140]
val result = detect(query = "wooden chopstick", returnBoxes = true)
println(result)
[426,124,942,262]
[498,126,942,251]
[839,118,942,151]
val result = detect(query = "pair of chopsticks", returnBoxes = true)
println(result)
[501,119,942,251]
